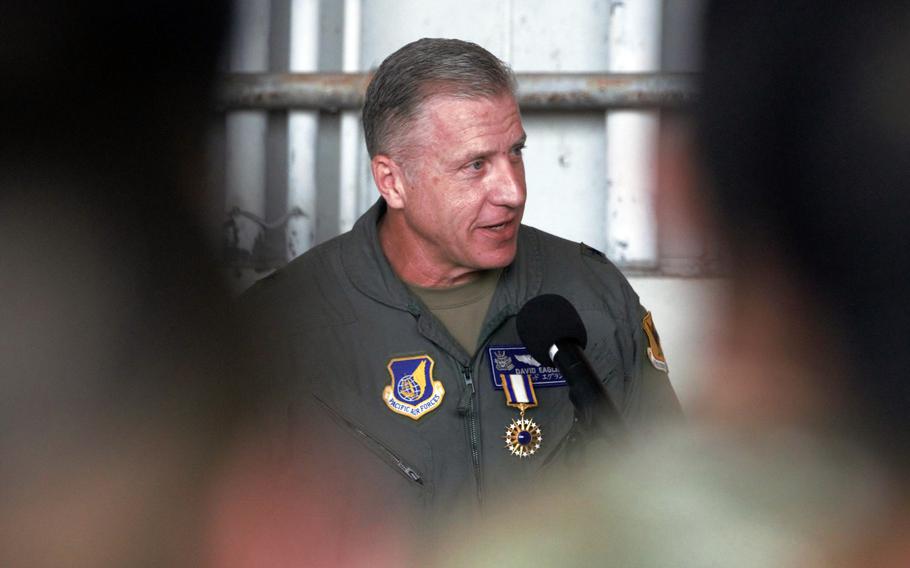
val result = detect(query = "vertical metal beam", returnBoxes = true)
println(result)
[605,0,661,266]
[339,0,364,232]
[287,0,320,259]
[265,0,291,268]
[313,0,346,244]
[226,0,271,291]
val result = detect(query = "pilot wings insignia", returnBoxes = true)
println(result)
[515,353,541,367]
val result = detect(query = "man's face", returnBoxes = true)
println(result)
[393,93,527,278]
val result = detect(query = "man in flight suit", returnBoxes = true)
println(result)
[241,38,681,530]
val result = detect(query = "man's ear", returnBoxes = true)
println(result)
[371,154,408,210]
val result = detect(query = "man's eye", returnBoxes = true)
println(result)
[511,144,526,157]
[469,160,483,171]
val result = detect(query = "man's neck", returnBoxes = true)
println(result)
[378,213,481,288]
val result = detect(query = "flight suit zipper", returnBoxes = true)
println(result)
[314,396,424,486]
[353,425,424,485]
[457,365,482,503]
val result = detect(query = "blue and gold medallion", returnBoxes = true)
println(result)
[501,372,543,458]
[383,355,445,420]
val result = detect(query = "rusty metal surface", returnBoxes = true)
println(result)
[218,73,371,112]
[516,73,696,110]
[217,72,697,111]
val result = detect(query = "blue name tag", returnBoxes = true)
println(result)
[487,345,567,390]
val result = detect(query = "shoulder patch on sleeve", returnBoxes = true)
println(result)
[642,311,669,373]
[580,242,608,263]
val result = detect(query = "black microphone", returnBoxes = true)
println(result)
[516,294,624,434]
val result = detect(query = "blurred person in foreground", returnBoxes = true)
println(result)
[0,3,241,565]
[238,36,682,542]
[0,3,403,566]
[436,1,910,566]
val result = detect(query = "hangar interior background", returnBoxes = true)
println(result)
[216,0,720,407]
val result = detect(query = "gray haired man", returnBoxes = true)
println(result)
[242,38,680,528]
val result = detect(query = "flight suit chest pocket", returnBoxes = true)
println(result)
[311,394,432,491]
[290,329,434,504]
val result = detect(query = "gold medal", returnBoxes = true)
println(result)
[504,404,543,458]
[501,373,543,458]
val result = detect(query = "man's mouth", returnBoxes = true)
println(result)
[479,218,513,231]
[476,218,519,240]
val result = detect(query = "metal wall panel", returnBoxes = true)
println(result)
[521,113,608,250]
[510,0,613,250]
[224,0,711,271]
[510,0,612,71]
[286,0,321,258]
[225,0,271,292]
[361,0,511,67]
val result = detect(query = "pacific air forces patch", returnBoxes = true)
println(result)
[383,355,445,420]
[642,311,669,373]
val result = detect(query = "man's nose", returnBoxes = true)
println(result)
[489,160,526,208]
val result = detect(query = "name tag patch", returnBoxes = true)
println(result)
[487,345,567,390]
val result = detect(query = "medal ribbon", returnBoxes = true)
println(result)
[501,373,538,414]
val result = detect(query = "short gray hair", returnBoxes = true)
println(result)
[362,38,517,158]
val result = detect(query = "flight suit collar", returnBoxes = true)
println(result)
[341,198,544,344]
[341,199,418,314]
[481,223,544,336]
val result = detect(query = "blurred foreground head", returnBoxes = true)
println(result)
[1,1,226,179]
[0,2,257,566]
[697,1,910,469]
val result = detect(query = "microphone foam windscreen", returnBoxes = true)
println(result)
[516,294,588,364]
